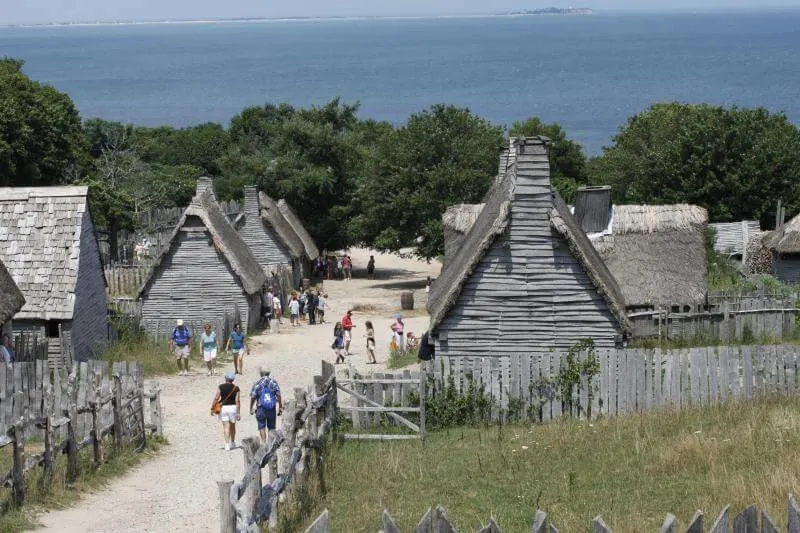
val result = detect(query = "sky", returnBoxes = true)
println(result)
[1,0,799,25]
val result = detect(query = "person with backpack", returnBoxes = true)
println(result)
[169,319,192,376]
[249,368,283,442]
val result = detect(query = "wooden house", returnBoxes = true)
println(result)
[138,185,267,333]
[763,213,800,283]
[276,199,319,283]
[427,137,631,358]
[0,259,25,334]
[0,186,108,363]
[442,203,485,260]
[237,186,298,276]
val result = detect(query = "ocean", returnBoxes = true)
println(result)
[1,10,798,154]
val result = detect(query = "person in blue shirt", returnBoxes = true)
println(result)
[249,369,283,442]
[169,319,192,376]
[225,323,249,375]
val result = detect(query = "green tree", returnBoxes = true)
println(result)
[509,117,587,202]
[589,103,800,226]
[350,104,504,259]
[0,58,86,186]
[133,123,228,175]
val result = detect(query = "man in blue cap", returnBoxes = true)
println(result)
[249,368,283,442]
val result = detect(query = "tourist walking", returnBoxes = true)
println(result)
[289,293,300,327]
[364,320,377,364]
[306,290,317,325]
[225,323,248,374]
[272,293,283,323]
[341,310,355,355]
[249,369,283,442]
[210,372,240,451]
[367,255,375,279]
[342,255,352,280]
[170,319,192,376]
[200,323,219,376]
[332,322,345,364]
[391,314,405,350]
[316,291,327,324]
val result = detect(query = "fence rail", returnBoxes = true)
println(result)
[0,360,163,505]
[303,498,800,533]
[220,361,336,533]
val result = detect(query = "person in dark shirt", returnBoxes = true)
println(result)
[211,372,240,451]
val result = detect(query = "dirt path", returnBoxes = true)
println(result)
[34,248,440,533]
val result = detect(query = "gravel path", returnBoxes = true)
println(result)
[33,249,439,533]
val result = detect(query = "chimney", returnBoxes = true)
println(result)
[195,176,215,201]
[574,186,613,233]
[243,185,259,216]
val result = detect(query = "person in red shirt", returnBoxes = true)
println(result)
[341,310,356,355]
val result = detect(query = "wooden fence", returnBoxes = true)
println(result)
[629,297,799,342]
[303,498,800,533]
[9,331,48,363]
[141,309,243,350]
[105,260,156,297]
[432,343,800,423]
[0,360,163,505]
[219,361,336,533]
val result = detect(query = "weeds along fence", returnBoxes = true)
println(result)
[0,360,163,505]
[629,297,799,341]
[430,343,800,423]
[304,498,800,533]
[219,361,336,533]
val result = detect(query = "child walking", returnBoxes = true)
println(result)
[332,322,345,364]
[364,320,377,364]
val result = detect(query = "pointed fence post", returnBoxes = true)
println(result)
[66,372,79,482]
[592,515,612,533]
[42,389,55,486]
[304,509,329,533]
[710,505,730,533]
[532,510,549,533]
[685,511,703,533]
[382,510,401,533]
[113,375,123,452]
[659,513,677,533]
[11,421,26,505]
[789,494,800,533]
[218,480,236,533]
[241,437,261,522]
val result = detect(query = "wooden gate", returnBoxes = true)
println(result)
[337,365,426,441]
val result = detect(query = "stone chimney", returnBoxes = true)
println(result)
[574,185,613,233]
[194,176,215,202]
[243,185,259,217]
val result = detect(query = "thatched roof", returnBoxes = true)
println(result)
[276,200,320,259]
[0,259,25,325]
[763,213,800,254]
[258,192,304,259]
[0,186,98,320]
[139,188,266,297]
[591,204,708,307]
[442,204,485,235]
[428,137,631,334]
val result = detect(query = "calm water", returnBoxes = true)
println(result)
[1,10,798,154]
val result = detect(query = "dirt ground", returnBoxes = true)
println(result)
[33,248,440,533]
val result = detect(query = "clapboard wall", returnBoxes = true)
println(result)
[140,221,258,333]
[773,253,800,284]
[238,186,294,275]
[436,141,622,357]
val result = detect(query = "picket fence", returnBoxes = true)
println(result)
[9,331,48,363]
[105,260,156,296]
[0,360,163,505]
[629,298,799,342]
[431,343,800,423]
[303,498,800,533]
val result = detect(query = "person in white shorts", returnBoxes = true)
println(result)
[200,323,219,376]
[169,319,192,376]
[211,372,240,451]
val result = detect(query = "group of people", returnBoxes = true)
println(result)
[331,311,415,365]
[313,254,376,281]
[169,319,249,377]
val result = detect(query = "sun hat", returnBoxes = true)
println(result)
[176,319,184,326]
[225,371,236,381]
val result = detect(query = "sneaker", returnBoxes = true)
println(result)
[178,370,184,376]
[211,369,216,376]
[230,441,236,449]
[206,371,212,377]
[224,443,231,451]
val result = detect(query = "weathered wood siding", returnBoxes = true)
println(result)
[71,211,109,360]
[140,218,255,333]
[238,187,294,275]
[436,143,621,357]
[772,254,800,284]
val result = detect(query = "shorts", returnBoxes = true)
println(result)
[219,404,238,422]
[291,313,299,320]
[256,407,277,430]
[174,345,189,359]
[232,348,244,357]
[203,348,217,362]
[344,330,352,342]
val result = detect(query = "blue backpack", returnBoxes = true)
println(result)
[259,387,277,409]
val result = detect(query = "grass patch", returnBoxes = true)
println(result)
[309,397,800,532]
[100,337,178,377]
[386,347,419,369]
[0,435,166,531]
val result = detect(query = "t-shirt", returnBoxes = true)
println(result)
[250,376,281,410]
[272,296,281,310]
[171,326,191,346]
[342,315,353,330]
[0,345,11,363]
[317,296,326,311]
[201,331,217,350]
[230,331,245,350]
[218,383,239,406]
[289,300,300,315]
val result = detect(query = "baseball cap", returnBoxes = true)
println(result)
[176,319,184,326]
[225,372,236,381]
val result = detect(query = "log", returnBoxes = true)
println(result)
[241,437,261,525]
[218,480,236,533]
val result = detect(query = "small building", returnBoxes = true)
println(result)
[276,199,320,282]
[0,259,25,334]
[138,184,267,333]
[763,214,800,283]
[428,138,631,358]
[0,186,108,363]
[442,203,485,260]
[237,186,298,276]
[709,220,761,272]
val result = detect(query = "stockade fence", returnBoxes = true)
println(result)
[142,310,243,351]
[219,361,336,533]
[337,363,426,440]
[9,331,48,363]
[0,360,163,505]
[105,260,156,297]
[303,498,800,533]
[431,343,800,423]
[629,297,799,342]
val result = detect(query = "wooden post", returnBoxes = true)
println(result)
[150,382,163,436]
[43,412,55,487]
[218,480,237,533]
[91,399,103,467]
[419,367,427,442]
[242,437,261,523]
[12,422,26,505]
[138,389,148,449]
[113,375,123,452]
[66,372,79,482]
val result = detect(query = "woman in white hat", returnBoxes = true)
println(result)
[211,372,240,451]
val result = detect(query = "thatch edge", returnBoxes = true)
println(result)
[258,192,305,259]
[277,199,320,259]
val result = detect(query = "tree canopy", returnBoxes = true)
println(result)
[589,102,800,227]
[0,58,86,186]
